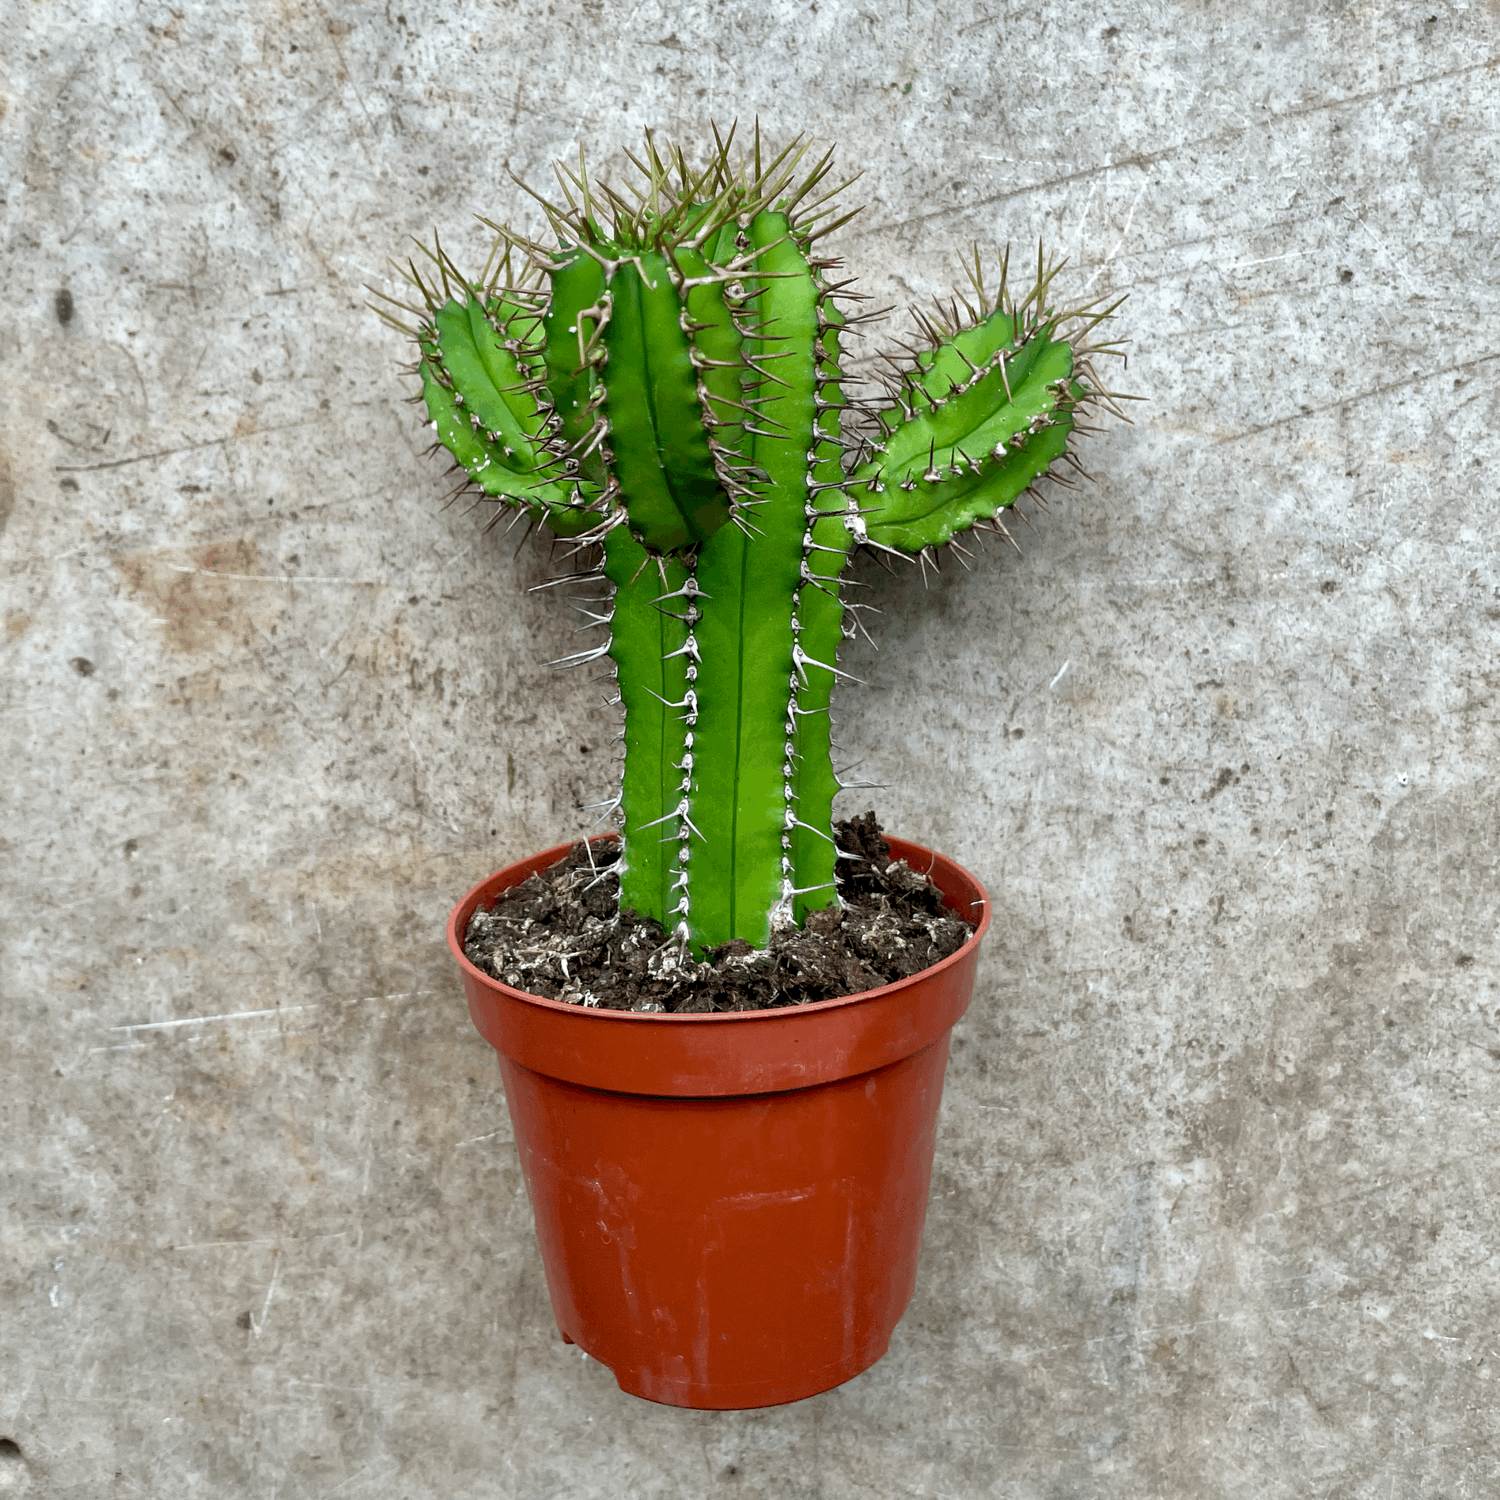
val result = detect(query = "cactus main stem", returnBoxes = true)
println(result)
[684,213,828,949]
[609,214,848,952]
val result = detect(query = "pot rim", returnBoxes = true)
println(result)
[446,832,992,1025]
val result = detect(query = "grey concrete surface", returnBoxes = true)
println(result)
[3,1,1499,1495]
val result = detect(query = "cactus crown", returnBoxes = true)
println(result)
[381,127,1125,956]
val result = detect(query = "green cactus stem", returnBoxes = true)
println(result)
[380,129,1126,955]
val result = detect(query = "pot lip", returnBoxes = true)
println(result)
[446,833,992,1025]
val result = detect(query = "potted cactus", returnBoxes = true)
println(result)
[383,129,1122,1410]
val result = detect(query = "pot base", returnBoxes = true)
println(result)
[565,1329,896,1411]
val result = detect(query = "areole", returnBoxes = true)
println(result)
[449,836,992,1410]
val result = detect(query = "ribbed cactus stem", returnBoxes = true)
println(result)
[604,527,693,932]
[385,130,1125,955]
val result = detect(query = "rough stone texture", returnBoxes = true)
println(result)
[3,2,1498,1495]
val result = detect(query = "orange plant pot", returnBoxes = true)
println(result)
[448,836,990,1410]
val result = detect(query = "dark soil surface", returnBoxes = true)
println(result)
[463,813,977,1013]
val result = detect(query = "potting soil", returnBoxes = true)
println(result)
[462,812,976,1013]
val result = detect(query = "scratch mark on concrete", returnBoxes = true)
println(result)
[310,0,377,159]
[108,1005,320,1035]
[174,1239,282,1251]
[1217,351,1500,445]
[1080,177,1150,292]
[98,988,438,1048]
[319,1463,376,1498]
[54,420,316,473]
[163,564,384,586]
[1226,248,1315,272]
[864,54,1500,234]
[406,724,426,773]
[175,1230,353,1252]
[339,988,440,1006]
[250,1248,281,1339]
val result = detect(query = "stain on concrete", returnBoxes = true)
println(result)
[0,448,13,538]
[116,538,272,654]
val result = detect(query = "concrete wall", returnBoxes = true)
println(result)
[3,2,1498,1495]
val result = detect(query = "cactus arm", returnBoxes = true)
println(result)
[604,525,693,927]
[671,238,748,503]
[856,319,1078,552]
[418,298,599,538]
[906,310,1024,414]
[862,419,1073,554]
[441,298,551,469]
[417,358,520,497]
[541,251,610,486]
[687,211,819,950]
[875,323,1057,474]
[602,254,733,551]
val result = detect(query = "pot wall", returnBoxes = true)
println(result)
[500,1040,949,1408]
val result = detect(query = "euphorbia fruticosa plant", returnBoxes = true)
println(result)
[382,129,1124,957]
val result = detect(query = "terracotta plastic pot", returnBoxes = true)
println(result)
[448,836,990,1410]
